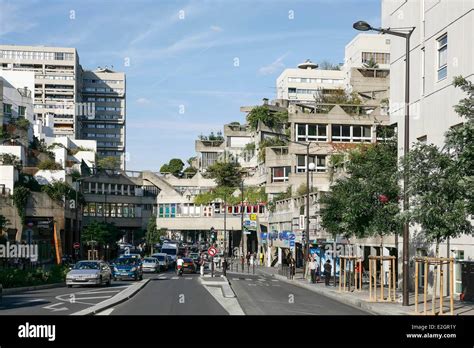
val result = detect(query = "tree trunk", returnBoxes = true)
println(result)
[432,240,440,314]
[380,234,384,299]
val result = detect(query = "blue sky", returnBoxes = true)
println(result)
[0,0,381,171]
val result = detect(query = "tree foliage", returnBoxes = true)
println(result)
[96,156,121,170]
[38,158,63,170]
[82,221,122,246]
[320,141,400,240]
[204,161,242,187]
[160,158,185,176]
[246,106,288,131]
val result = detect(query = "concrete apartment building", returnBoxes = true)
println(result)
[276,59,345,105]
[382,0,473,295]
[0,45,126,169]
[81,68,126,168]
[0,46,79,137]
[81,170,157,245]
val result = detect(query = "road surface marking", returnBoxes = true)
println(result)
[42,302,69,312]
[80,290,123,294]
[271,279,279,282]
[232,278,239,281]
[158,276,167,279]
[272,285,281,287]
[96,308,114,315]
[248,283,257,286]
[171,277,179,280]
[11,299,45,305]
[245,278,252,281]
[70,295,112,300]
[184,277,192,280]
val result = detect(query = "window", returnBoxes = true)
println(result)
[201,152,219,169]
[352,125,372,142]
[361,52,390,65]
[3,104,12,117]
[271,166,291,183]
[18,106,26,117]
[296,155,327,173]
[437,34,447,81]
[332,124,371,142]
[296,124,327,142]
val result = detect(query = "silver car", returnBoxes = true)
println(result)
[66,260,112,287]
[142,257,159,273]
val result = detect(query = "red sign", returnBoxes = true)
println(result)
[208,246,217,257]
[73,242,81,249]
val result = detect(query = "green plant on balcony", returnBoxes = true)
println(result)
[0,153,22,170]
[38,158,63,170]
[13,117,30,131]
[247,106,288,131]
[12,186,30,224]
[258,137,287,162]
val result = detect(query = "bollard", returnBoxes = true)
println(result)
[253,262,255,275]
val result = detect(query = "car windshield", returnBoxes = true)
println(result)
[183,258,193,263]
[155,255,165,261]
[143,258,156,263]
[115,258,139,266]
[73,261,99,270]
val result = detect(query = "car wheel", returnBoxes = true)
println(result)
[139,274,143,281]
[67,285,72,288]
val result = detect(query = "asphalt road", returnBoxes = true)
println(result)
[227,273,369,315]
[0,275,149,315]
[109,270,228,315]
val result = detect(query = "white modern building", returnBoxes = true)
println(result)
[276,59,345,104]
[382,0,474,294]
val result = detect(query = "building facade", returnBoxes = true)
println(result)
[382,0,474,294]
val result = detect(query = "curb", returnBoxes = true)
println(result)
[2,282,66,295]
[71,279,150,315]
[258,269,408,315]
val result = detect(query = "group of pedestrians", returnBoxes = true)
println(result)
[287,252,334,286]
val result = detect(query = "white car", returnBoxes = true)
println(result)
[142,257,159,273]
[66,260,112,287]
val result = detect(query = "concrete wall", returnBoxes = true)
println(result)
[0,145,25,164]
[0,165,17,192]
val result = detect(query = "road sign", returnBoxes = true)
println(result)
[208,246,217,257]
[290,240,295,247]
[250,214,257,221]
[289,233,296,240]
[73,242,80,250]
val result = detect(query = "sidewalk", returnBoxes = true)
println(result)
[253,266,474,316]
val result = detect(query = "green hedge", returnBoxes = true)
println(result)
[0,265,68,289]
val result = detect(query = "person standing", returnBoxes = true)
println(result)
[324,259,332,286]
[289,253,296,280]
[199,253,205,276]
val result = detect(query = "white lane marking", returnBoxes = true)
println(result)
[42,302,68,312]
[11,299,45,305]
[232,278,239,281]
[158,276,167,280]
[184,277,192,280]
[271,279,279,282]
[97,308,114,315]
[272,285,281,287]
[70,295,112,300]
[248,283,257,286]
[171,277,179,280]
[245,278,252,281]
[80,289,123,295]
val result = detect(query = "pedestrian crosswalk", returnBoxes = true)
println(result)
[156,275,196,280]
[230,277,280,287]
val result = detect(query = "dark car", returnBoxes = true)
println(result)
[182,258,197,273]
[112,256,143,281]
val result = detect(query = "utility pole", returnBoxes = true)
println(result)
[240,180,246,257]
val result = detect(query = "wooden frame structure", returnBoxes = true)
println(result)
[368,255,396,302]
[414,257,454,315]
[339,256,362,292]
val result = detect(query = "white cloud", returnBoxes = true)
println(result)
[136,97,151,104]
[210,25,223,32]
[258,53,288,76]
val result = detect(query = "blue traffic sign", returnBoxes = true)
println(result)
[289,234,296,240]
[290,240,295,247]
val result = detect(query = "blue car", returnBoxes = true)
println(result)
[111,256,143,281]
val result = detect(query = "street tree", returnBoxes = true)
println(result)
[82,221,122,247]
[146,215,166,254]
[204,161,242,187]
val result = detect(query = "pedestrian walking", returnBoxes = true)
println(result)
[289,253,296,280]
[200,253,205,276]
[309,256,317,284]
[324,259,332,286]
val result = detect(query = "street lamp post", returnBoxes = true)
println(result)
[353,20,415,306]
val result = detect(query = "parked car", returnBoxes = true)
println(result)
[152,253,169,271]
[112,256,143,281]
[182,258,197,273]
[66,260,112,288]
[142,257,159,273]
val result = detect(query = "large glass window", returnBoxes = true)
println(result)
[271,166,291,183]
[332,124,371,142]
[296,124,327,142]
[352,125,372,142]
[437,34,447,81]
